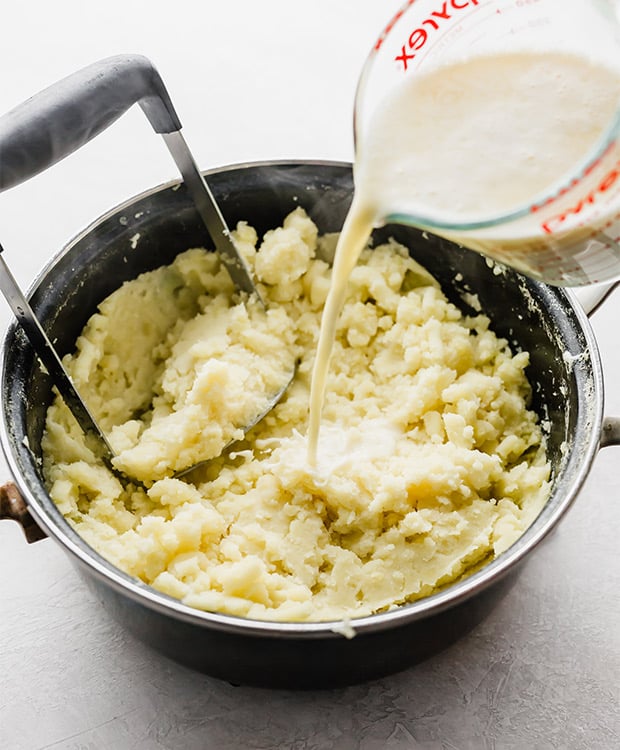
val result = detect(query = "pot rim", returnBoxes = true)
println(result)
[0,159,606,639]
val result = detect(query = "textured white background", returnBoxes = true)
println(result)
[1,2,619,748]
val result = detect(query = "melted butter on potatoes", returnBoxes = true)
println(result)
[42,207,550,622]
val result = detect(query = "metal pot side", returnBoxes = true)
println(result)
[0,162,605,688]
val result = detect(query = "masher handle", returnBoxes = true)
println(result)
[0,54,258,296]
[0,54,181,192]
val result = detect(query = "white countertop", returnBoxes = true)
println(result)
[1,2,619,748]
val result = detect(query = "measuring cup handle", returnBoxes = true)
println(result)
[0,54,182,192]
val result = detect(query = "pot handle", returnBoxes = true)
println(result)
[572,281,619,317]
[0,54,181,192]
[601,418,620,448]
[572,285,620,448]
[0,482,46,543]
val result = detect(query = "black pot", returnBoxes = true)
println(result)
[1,159,618,688]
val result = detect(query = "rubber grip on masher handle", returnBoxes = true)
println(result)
[0,54,182,192]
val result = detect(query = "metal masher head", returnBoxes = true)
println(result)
[0,56,293,485]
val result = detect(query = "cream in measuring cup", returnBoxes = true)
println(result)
[308,0,620,461]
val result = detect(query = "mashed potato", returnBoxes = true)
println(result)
[42,208,550,622]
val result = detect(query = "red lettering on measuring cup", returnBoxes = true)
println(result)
[387,0,481,71]
[409,28,428,50]
[530,179,580,214]
[424,2,452,30]
[541,161,620,233]
[531,143,615,214]
[598,168,620,192]
[395,46,417,69]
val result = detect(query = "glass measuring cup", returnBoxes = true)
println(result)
[354,0,620,286]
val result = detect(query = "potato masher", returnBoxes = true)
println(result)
[0,55,290,484]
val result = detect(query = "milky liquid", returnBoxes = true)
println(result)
[307,50,620,462]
